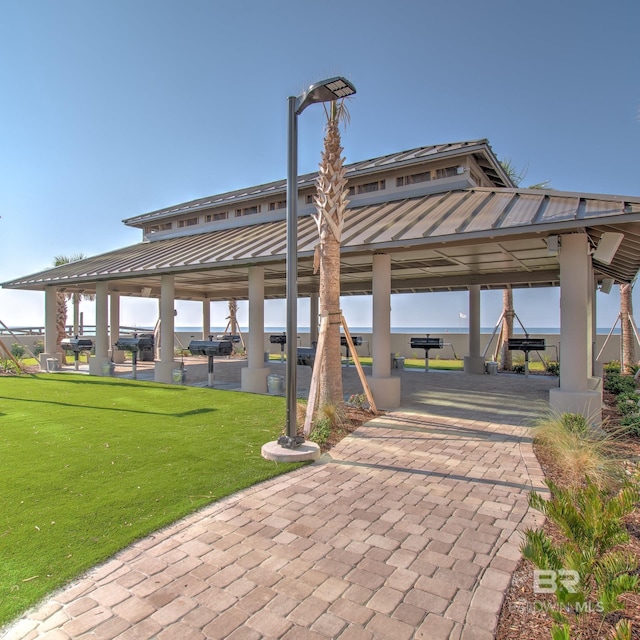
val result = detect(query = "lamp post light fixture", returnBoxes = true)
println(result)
[278,77,356,449]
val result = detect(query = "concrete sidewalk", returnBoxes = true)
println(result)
[4,370,552,640]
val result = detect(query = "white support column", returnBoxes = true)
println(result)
[40,286,59,370]
[592,277,604,378]
[464,284,485,374]
[154,275,177,383]
[109,290,124,364]
[89,281,110,375]
[309,293,319,347]
[202,298,211,339]
[550,234,601,423]
[366,253,401,408]
[241,266,271,393]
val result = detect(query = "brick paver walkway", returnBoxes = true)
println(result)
[3,370,552,640]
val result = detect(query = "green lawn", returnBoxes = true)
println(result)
[0,374,300,627]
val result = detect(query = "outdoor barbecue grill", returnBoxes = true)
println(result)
[270,333,287,362]
[340,335,362,366]
[114,334,154,379]
[188,337,233,386]
[216,334,241,343]
[297,347,316,367]
[61,336,93,371]
[410,336,444,371]
[507,337,546,378]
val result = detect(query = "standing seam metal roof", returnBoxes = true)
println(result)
[4,187,640,292]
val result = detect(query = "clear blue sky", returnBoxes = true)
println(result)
[1,0,638,330]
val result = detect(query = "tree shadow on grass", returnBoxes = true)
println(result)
[0,395,217,418]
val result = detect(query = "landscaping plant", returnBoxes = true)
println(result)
[521,478,640,639]
[533,412,624,488]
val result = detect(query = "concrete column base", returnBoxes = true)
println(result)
[39,353,58,372]
[154,360,177,384]
[366,376,401,409]
[89,355,110,376]
[109,349,125,364]
[261,440,320,462]
[241,366,271,394]
[464,356,486,375]
[549,388,602,426]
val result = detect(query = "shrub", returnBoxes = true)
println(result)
[616,391,640,416]
[10,343,25,359]
[513,364,525,374]
[604,360,621,374]
[621,414,640,437]
[545,361,560,376]
[533,411,624,488]
[522,479,640,638]
[560,413,588,435]
[309,418,332,446]
[604,373,637,395]
[347,393,370,410]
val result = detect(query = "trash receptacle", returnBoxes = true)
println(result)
[393,356,405,369]
[172,368,186,384]
[46,358,60,372]
[486,361,498,375]
[102,362,115,376]
[267,374,284,395]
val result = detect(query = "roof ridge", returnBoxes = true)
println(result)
[123,139,493,225]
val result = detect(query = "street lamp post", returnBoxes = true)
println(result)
[278,77,356,449]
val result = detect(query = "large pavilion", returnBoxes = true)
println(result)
[3,139,640,421]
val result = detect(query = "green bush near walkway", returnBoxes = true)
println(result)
[0,374,300,627]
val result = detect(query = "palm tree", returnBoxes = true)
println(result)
[312,100,350,406]
[499,288,514,371]
[620,283,636,373]
[53,254,93,352]
[496,161,550,365]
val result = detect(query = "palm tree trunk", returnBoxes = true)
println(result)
[319,231,343,405]
[56,292,67,355]
[314,103,348,406]
[620,283,635,374]
[499,288,514,370]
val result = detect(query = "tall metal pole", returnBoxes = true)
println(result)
[285,95,298,441]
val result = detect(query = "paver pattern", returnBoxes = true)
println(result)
[3,368,553,639]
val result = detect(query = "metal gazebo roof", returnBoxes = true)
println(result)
[4,187,640,301]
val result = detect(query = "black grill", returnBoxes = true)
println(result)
[297,347,316,367]
[507,338,546,352]
[410,337,444,351]
[410,336,444,371]
[61,336,94,370]
[217,334,241,343]
[340,335,362,366]
[507,337,545,378]
[114,334,154,361]
[187,339,233,357]
[61,337,94,354]
[188,337,233,387]
[270,333,287,362]
[113,334,154,378]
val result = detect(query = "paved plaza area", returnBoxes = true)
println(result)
[4,364,554,639]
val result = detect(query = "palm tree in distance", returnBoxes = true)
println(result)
[53,254,93,353]
[312,100,350,406]
[497,161,550,369]
[500,158,550,190]
[620,283,636,373]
